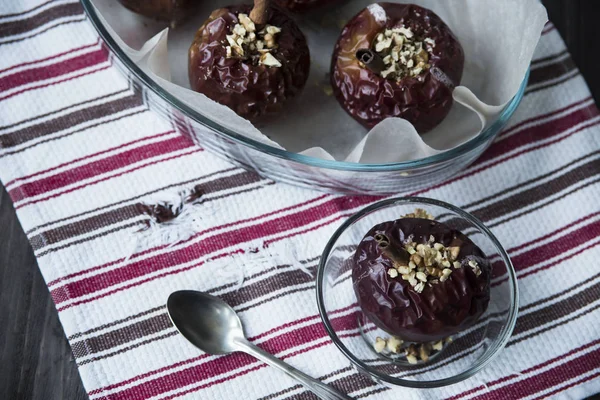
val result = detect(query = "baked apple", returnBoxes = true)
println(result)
[352,211,490,343]
[331,3,464,133]
[188,0,310,121]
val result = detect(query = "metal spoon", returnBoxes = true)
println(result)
[167,290,352,400]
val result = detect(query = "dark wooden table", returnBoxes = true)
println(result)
[1,1,600,399]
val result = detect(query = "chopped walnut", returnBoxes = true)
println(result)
[387,336,403,353]
[260,52,282,67]
[382,209,485,293]
[374,337,387,353]
[416,271,427,282]
[403,208,434,220]
[385,236,459,292]
[448,246,461,261]
[414,281,425,293]
[468,260,482,276]
[439,268,452,282]
[419,343,431,362]
[372,335,452,364]
[224,13,282,68]
[398,265,411,275]
[372,26,433,81]
[238,13,256,32]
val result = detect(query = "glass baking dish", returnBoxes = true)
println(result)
[80,0,528,195]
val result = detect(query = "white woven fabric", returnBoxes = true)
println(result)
[0,1,599,399]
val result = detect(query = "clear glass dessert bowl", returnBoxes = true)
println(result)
[80,0,529,195]
[316,197,518,388]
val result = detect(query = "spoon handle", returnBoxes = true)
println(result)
[235,339,353,400]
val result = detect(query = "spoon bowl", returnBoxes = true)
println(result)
[167,290,243,355]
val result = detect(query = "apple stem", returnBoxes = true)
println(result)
[250,0,269,25]
[356,49,384,74]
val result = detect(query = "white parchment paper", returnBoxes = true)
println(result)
[91,0,547,163]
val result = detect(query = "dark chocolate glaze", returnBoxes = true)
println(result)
[330,3,464,133]
[188,5,311,122]
[352,218,490,342]
[118,0,195,23]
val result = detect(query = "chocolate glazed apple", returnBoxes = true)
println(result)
[352,217,490,343]
[188,0,310,121]
[331,3,464,133]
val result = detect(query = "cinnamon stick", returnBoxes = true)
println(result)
[374,233,410,268]
[250,0,269,25]
[356,48,385,74]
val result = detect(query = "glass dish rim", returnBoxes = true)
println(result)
[315,197,519,388]
[81,0,529,173]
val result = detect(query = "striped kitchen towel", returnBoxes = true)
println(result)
[1,1,599,399]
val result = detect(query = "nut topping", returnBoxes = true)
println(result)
[387,336,403,353]
[448,246,461,261]
[371,26,433,81]
[402,208,434,220]
[224,13,282,67]
[372,334,452,364]
[469,259,482,276]
[260,52,282,67]
[406,354,418,364]
[238,13,256,32]
[374,337,386,353]
[383,233,460,292]
[380,209,485,293]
